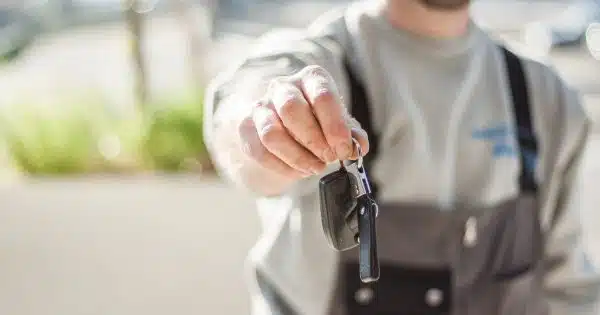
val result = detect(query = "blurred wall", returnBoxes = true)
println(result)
[0,176,260,315]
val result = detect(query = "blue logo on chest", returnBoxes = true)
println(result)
[471,123,517,158]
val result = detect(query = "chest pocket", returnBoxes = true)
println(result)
[333,45,543,315]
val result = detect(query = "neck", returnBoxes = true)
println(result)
[384,1,471,39]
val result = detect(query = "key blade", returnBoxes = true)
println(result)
[358,199,380,283]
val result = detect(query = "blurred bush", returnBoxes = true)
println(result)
[0,100,112,175]
[141,94,211,172]
[0,92,214,176]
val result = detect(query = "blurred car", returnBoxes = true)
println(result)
[0,3,42,60]
[208,0,351,39]
[61,0,171,26]
[203,0,352,79]
[522,0,600,53]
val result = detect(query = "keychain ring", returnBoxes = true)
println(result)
[352,138,364,169]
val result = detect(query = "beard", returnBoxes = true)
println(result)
[419,0,470,10]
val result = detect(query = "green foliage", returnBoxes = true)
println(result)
[0,92,212,176]
[140,94,209,172]
[0,101,110,175]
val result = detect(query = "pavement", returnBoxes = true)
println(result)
[0,176,260,315]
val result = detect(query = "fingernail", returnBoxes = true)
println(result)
[322,148,336,163]
[335,143,351,159]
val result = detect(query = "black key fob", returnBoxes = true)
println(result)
[319,165,359,251]
[319,139,380,283]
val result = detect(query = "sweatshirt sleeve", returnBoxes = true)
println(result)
[540,73,600,314]
[203,12,352,198]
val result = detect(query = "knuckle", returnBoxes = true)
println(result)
[312,88,337,106]
[237,117,268,162]
[302,65,330,79]
[278,94,303,118]
[259,124,285,145]
[252,98,268,109]
[300,66,341,106]
[303,133,327,151]
[242,141,267,162]
[237,116,256,137]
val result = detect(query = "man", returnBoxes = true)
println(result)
[203,0,600,314]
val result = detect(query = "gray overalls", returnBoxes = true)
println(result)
[256,44,546,315]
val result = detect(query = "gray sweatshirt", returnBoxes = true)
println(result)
[204,1,599,314]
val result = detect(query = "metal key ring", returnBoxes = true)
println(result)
[352,138,364,169]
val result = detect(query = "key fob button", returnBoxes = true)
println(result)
[425,288,444,307]
[354,287,374,305]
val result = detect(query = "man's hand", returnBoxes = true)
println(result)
[237,65,370,181]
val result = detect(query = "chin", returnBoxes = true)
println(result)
[420,0,471,11]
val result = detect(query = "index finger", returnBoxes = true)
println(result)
[297,65,352,160]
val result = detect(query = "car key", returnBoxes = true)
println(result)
[355,190,379,282]
[319,139,380,283]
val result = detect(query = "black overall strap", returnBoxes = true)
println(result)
[343,46,539,197]
[501,47,539,193]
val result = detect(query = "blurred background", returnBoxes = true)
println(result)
[0,0,598,314]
